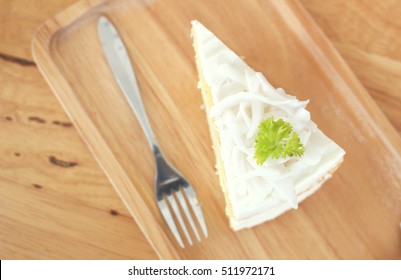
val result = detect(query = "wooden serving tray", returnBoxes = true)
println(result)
[32,0,401,259]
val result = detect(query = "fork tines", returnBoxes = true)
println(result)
[157,186,207,248]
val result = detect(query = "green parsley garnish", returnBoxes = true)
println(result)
[254,116,305,165]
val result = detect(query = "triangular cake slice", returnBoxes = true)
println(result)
[191,20,345,230]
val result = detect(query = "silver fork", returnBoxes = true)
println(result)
[154,146,208,247]
[98,16,207,248]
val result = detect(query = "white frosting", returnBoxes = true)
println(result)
[192,21,345,229]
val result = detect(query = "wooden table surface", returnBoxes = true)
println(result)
[1,0,400,259]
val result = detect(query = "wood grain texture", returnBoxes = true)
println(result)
[32,0,401,259]
[301,0,401,135]
[0,0,77,60]
[1,0,401,260]
[0,4,156,258]
[0,178,153,259]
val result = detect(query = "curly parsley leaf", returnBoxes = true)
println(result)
[254,117,305,165]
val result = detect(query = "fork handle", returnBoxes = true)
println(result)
[119,69,160,152]
[98,17,160,153]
